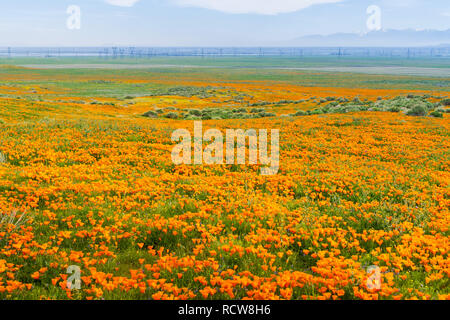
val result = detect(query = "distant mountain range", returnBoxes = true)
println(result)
[285,29,450,47]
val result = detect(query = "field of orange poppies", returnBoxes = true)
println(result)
[0,59,448,300]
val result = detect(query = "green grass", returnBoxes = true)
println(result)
[1,56,450,69]
[0,56,449,97]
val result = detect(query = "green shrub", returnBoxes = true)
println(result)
[440,98,450,106]
[429,111,443,118]
[165,112,179,119]
[250,108,264,113]
[142,110,158,118]
[375,96,433,113]
[294,110,307,116]
[345,105,366,112]
[328,101,340,107]
[188,109,202,116]
[259,112,276,118]
[387,106,401,112]
[406,105,427,116]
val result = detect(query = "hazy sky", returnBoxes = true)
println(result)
[0,0,449,46]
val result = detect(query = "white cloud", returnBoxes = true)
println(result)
[104,0,141,7]
[171,0,343,15]
[381,0,421,8]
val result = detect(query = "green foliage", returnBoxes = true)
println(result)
[440,98,450,106]
[141,107,278,120]
[164,112,179,119]
[406,105,428,116]
[429,111,443,118]
[293,110,307,116]
[300,95,446,117]
[375,96,434,113]
[142,110,158,118]
[188,109,202,116]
